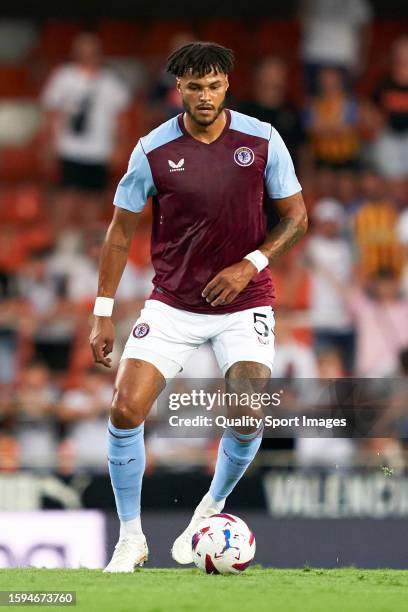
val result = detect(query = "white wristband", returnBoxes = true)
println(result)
[93,297,114,317]
[244,250,269,273]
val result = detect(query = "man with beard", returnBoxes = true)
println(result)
[89,42,307,572]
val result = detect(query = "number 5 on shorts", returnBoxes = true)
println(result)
[253,312,270,337]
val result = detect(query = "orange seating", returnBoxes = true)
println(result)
[0,185,45,224]
[97,20,143,56]
[358,19,408,96]
[370,18,408,51]
[0,435,20,472]
[0,225,31,272]
[126,103,146,136]
[253,20,300,62]
[128,225,152,269]
[35,20,83,60]
[229,61,252,100]
[199,19,250,56]
[141,20,194,56]
[0,65,34,97]
[0,143,42,182]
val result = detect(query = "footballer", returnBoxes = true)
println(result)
[89,42,307,572]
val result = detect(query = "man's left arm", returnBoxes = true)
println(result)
[202,126,307,307]
[202,191,307,307]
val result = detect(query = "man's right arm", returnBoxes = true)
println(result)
[89,207,140,367]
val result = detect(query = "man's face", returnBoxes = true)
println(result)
[176,70,229,126]
[72,33,102,66]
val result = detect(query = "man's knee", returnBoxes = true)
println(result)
[225,361,271,380]
[110,388,149,428]
[225,361,270,434]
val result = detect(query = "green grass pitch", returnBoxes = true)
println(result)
[1,567,408,612]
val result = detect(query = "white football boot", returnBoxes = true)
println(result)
[171,494,225,565]
[104,534,148,573]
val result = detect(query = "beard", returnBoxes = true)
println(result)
[182,95,226,127]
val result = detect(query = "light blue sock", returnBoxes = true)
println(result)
[107,418,145,521]
[209,427,263,502]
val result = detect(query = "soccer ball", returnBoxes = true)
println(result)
[192,513,255,574]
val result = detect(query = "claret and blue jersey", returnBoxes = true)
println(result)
[114,109,301,314]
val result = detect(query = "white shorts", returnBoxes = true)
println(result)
[121,299,275,378]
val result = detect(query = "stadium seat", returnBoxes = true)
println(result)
[0,143,42,182]
[0,65,35,98]
[228,61,252,100]
[0,224,29,272]
[0,185,45,225]
[128,225,152,269]
[0,435,20,472]
[141,20,194,56]
[34,20,83,60]
[125,102,146,138]
[358,19,408,95]
[198,19,251,56]
[253,20,300,62]
[371,18,408,49]
[97,20,143,56]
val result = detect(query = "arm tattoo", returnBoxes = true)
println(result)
[262,215,307,262]
[111,243,128,253]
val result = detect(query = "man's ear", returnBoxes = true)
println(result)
[225,75,230,91]
[176,78,182,94]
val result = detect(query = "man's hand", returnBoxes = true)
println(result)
[89,317,115,368]
[202,260,258,307]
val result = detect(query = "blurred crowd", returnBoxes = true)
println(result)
[1,1,408,471]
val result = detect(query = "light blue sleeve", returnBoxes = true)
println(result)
[113,140,157,213]
[265,127,302,199]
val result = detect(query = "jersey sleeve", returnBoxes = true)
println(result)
[114,140,157,213]
[265,127,302,199]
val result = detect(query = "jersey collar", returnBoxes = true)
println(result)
[177,109,231,145]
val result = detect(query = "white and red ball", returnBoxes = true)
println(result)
[191,513,255,574]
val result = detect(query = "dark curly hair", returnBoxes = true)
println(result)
[166,42,234,78]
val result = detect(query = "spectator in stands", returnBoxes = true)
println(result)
[273,315,318,378]
[353,168,402,279]
[350,269,408,376]
[0,384,18,471]
[239,56,306,164]
[0,297,21,384]
[324,268,408,377]
[336,169,360,213]
[371,349,408,448]
[66,230,152,306]
[371,36,408,180]
[295,347,355,467]
[0,226,27,300]
[303,66,361,169]
[16,251,78,371]
[306,199,355,372]
[41,32,130,230]
[58,367,112,469]
[299,0,373,95]
[14,361,59,468]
